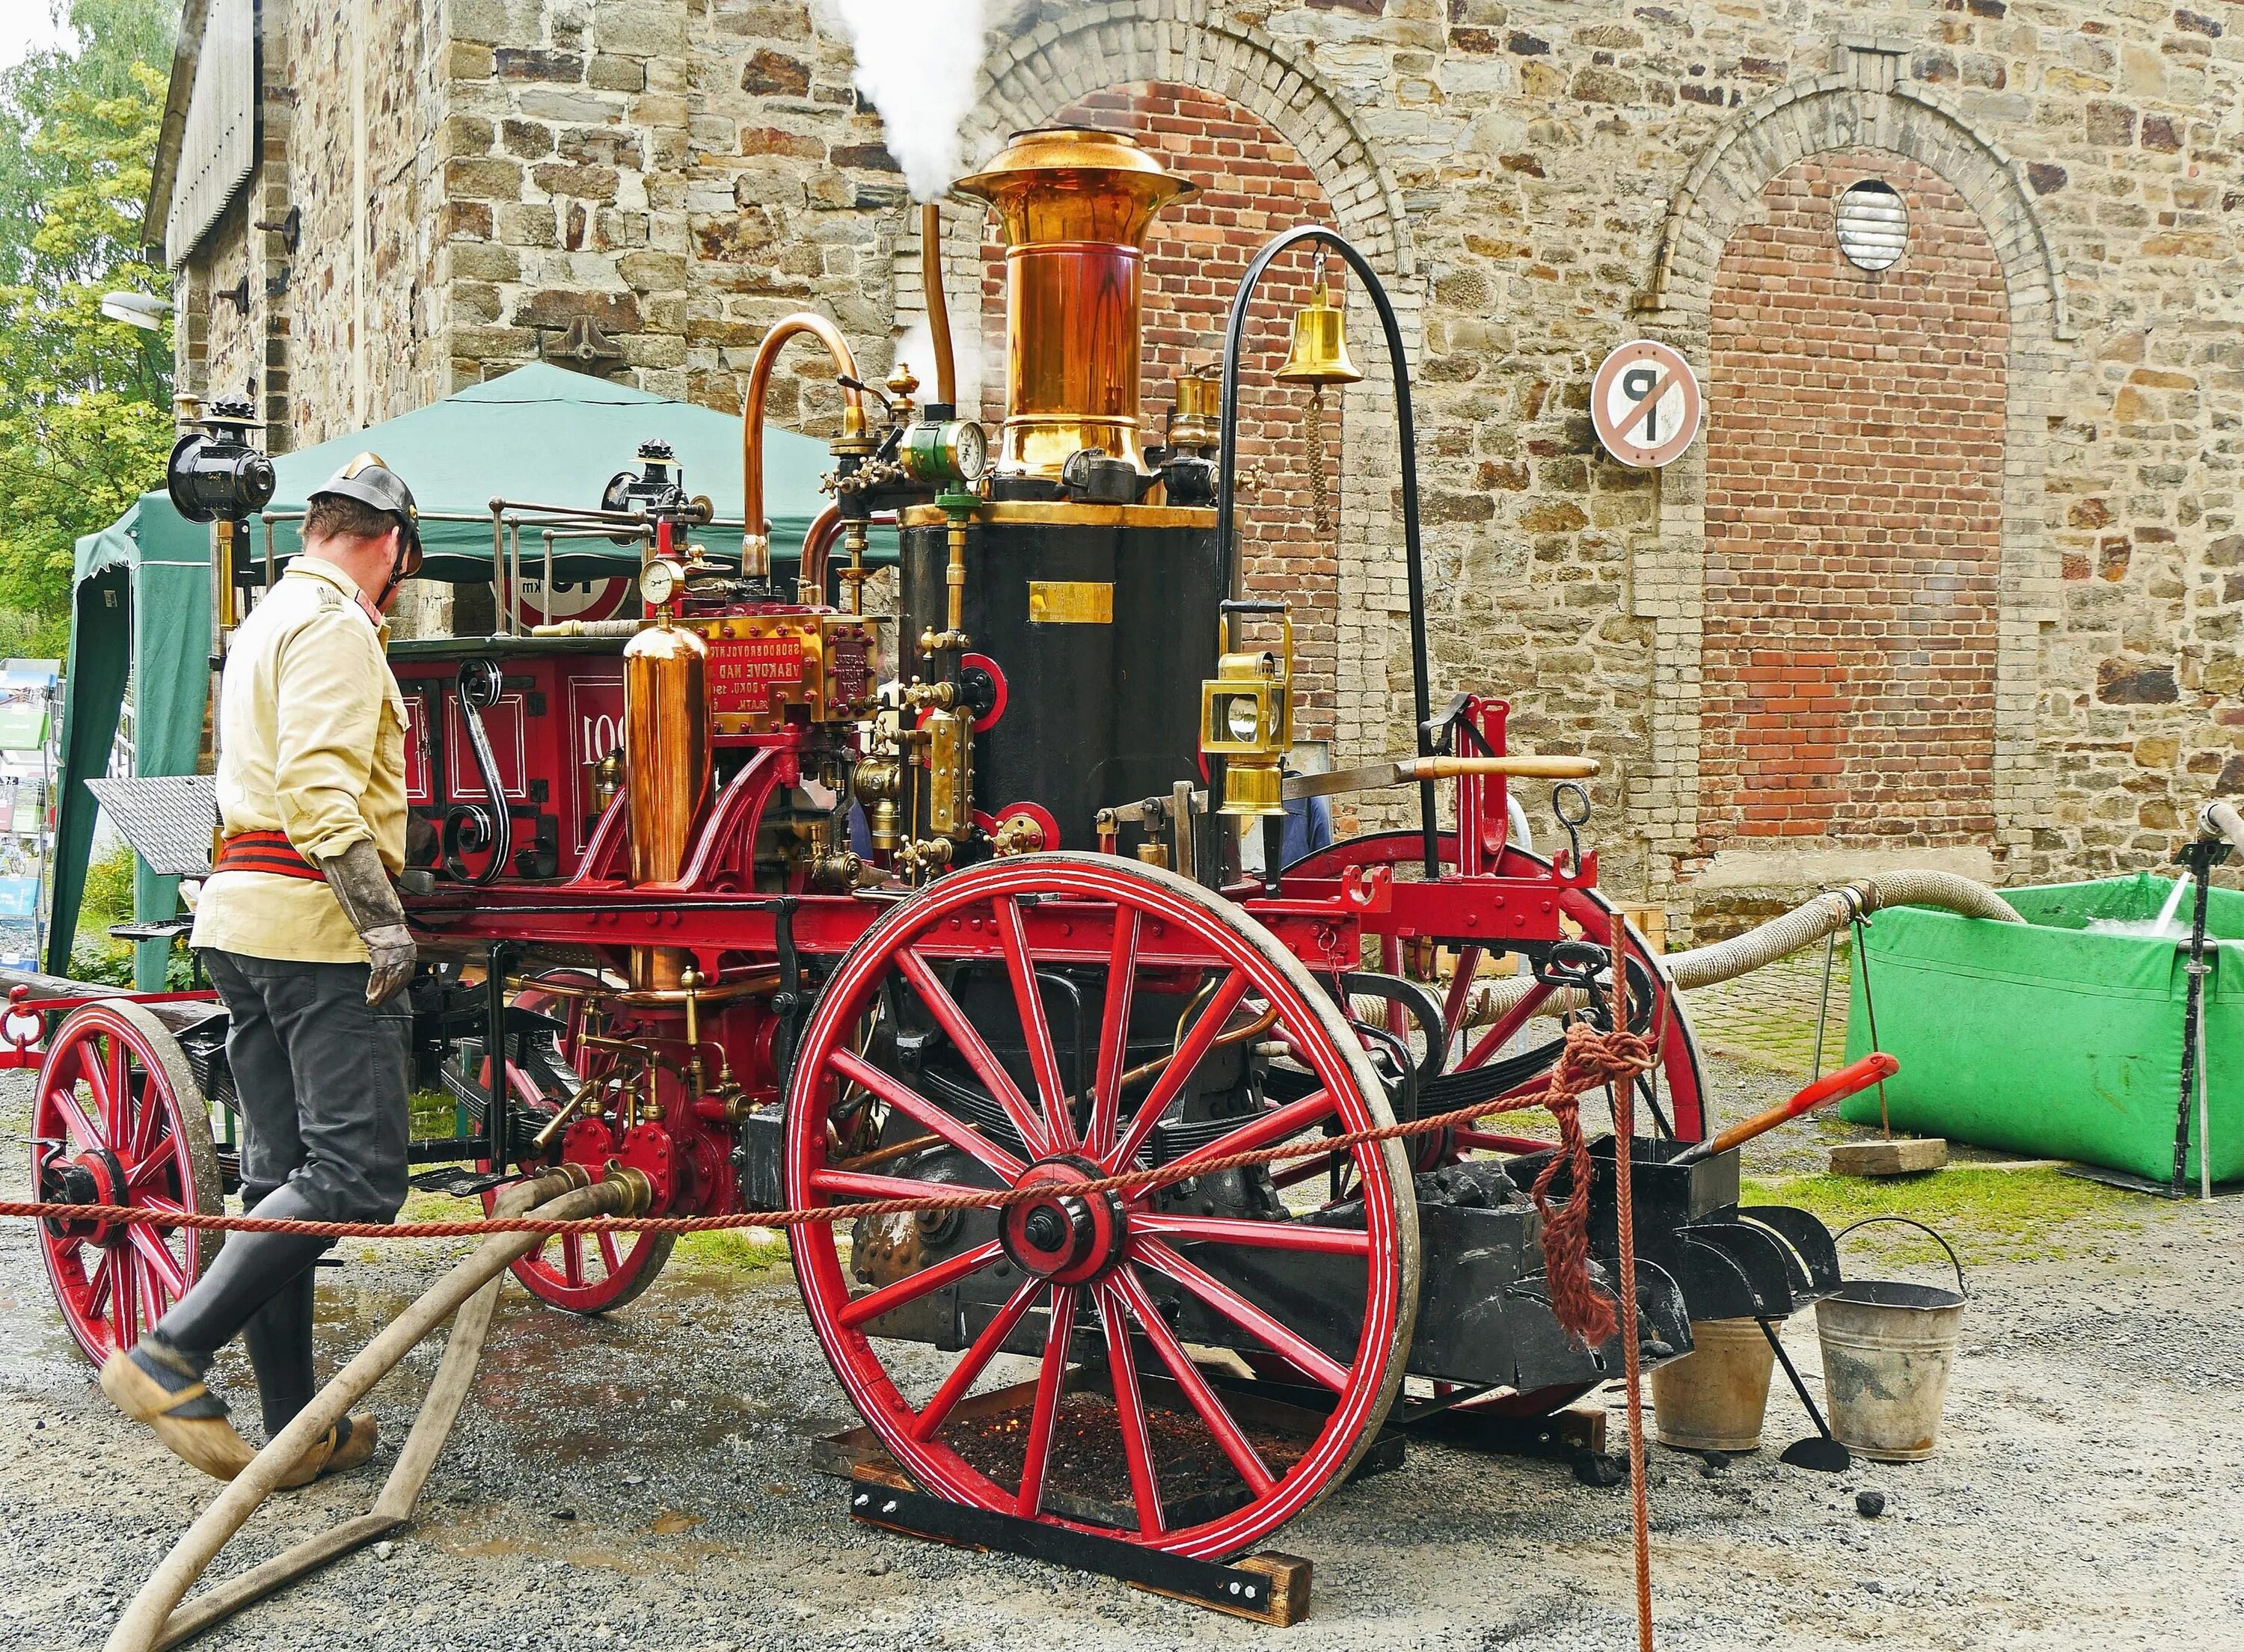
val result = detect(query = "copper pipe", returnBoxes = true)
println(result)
[921,203,956,406]
[800,503,843,605]
[742,313,868,578]
[800,507,894,607]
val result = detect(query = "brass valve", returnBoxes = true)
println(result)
[989,814,1047,858]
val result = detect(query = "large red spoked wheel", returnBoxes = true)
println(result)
[32,1002,222,1365]
[476,971,675,1312]
[1289,832,1708,1145]
[787,853,1419,1559]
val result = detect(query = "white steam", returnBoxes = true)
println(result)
[836,0,990,203]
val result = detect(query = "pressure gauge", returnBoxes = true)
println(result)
[639,557,684,607]
[951,420,988,483]
[902,419,990,487]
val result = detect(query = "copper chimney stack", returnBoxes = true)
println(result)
[954,128,1192,479]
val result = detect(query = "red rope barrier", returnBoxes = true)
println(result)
[13,1026,1652,1342]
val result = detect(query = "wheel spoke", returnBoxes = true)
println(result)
[911,1274,1043,1443]
[128,1068,166,1163]
[1460,981,1554,1071]
[78,1052,114,1143]
[561,1235,586,1288]
[98,1037,131,1140]
[114,1248,141,1345]
[1087,909,1140,1156]
[1015,1283,1078,1519]
[1099,1281,1165,1535]
[50,1084,99,1151]
[896,948,1052,1159]
[1112,971,1251,1170]
[994,895,1075,1152]
[127,1137,183,1192]
[1158,1087,1337,1181]
[126,1226,188,1297]
[839,1238,1005,1331]
[597,1230,623,1273]
[1456,1129,1550,1155]
[88,1251,114,1320]
[1131,1212,1371,1256]
[810,1166,971,1205]
[1110,1269,1275,1496]
[1132,1236,1350,1392]
[830,1048,1026,1182]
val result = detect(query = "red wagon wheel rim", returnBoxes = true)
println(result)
[33,1002,221,1366]
[479,971,675,1312]
[786,853,1418,1560]
[1286,831,1707,1143]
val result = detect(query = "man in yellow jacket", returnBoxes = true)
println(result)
[101,455,423,1486]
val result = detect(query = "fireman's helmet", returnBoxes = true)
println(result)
[310,453,424,582]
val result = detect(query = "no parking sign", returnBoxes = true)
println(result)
[1590,340,1702,469]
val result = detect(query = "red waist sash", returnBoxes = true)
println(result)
[213,829,325,882]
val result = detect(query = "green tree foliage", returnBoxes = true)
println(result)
[0,0,180,654]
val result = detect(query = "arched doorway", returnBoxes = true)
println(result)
[1697,150,2008,856]
[972,84,1345,742]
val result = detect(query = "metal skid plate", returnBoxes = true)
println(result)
[85,775,218,876]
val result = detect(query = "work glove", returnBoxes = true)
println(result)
[316,838,417,1004]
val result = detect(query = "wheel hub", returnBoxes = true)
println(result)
[1000,1157,1125,1285]
[41,1147,125,1243]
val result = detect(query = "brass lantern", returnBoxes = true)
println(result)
[1200,607,1295,817]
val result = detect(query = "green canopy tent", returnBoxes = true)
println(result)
[52,363,839,986]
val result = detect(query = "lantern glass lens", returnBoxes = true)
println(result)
[1226,696,1261,742]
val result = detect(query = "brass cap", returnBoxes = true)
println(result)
[954,127,1194,245]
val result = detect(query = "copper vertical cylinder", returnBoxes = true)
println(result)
[954,128,1192,479]
[623,615,711,991]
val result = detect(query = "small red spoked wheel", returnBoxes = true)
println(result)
[1287,831,1707,1146]
[476,971,675,1313]
[32,1002,221,1365]
[787,853,1419,1559]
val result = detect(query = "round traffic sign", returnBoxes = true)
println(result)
[1590,340,1702,469]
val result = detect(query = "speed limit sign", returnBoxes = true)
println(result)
[1590,340,1702,468]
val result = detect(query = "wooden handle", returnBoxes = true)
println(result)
[1397,755,1601,781]
[1676,1051,1899,1164]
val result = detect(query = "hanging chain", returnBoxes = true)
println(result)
[1306,384,1331,534]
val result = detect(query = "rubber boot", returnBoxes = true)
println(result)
[153,1181,337,1369]
[242,1261,317,1439]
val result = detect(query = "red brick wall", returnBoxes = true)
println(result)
[1699,151,2007,852]
[978,85,1341,737]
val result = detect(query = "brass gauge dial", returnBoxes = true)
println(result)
[638,557,684,607]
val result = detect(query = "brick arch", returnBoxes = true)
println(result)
[1631,49,2071,913]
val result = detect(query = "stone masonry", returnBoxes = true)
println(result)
[156,1,2244,937]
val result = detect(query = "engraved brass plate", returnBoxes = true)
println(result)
[1027,580,1114,624]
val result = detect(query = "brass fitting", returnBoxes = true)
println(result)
[989,814,1047,858]
[602,1164,655,1216]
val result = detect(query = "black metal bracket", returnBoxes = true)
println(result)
[846,1478,1312,1626]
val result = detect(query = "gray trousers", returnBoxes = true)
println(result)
[153,951,410,1426]
[206,949,411,1222]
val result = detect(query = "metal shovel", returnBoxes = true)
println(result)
[1758,1318,1851,1473]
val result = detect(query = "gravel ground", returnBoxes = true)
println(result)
[4,1057,2240,1652]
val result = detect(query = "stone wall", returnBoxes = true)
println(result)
[165,0,2244,933]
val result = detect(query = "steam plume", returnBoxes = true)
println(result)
[836,0,990,203]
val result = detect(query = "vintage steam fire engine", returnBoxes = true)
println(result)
[27,129,1863,1561]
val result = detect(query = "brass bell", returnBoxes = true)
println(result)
[1276,281,1362,387]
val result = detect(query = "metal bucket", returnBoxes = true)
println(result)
[1650,1317,1776,1452]
[1815,1216,1968,1462]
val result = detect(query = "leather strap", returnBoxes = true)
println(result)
[215,829,326,882]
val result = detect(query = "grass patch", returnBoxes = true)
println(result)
[1741,1166,2143,1267]
[674,1226,788,1271]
